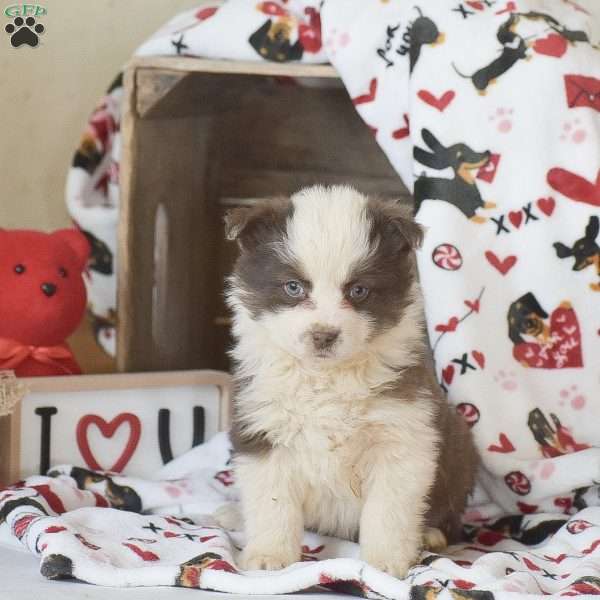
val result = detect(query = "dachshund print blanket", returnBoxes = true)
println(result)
[41,0,600,596]
[3,432,600,598]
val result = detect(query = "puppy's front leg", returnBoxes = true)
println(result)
[360,443,437,578]
[236,448,303,571]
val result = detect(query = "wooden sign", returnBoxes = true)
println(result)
[0,370,231,485]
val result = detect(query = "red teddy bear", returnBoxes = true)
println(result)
[0,228,90,377]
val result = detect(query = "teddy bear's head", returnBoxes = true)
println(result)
[0,229,90,347]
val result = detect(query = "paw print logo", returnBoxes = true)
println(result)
[5,16,45,48]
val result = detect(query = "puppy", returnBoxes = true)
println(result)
[224,186,478,577]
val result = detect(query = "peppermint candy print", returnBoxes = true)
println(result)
[432,243,463,271]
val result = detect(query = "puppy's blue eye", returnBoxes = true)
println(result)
[14,264,25,275]
[284,280,305,298]
[349,285,369,301]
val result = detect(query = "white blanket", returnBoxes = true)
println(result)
[2,432,600,598]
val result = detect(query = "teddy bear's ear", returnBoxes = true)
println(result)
[52,228,91,271]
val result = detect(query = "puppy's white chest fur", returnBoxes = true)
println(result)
[239,367,432,540]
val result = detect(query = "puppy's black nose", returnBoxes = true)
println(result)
[312,328,340,350]
[41,282,57,297]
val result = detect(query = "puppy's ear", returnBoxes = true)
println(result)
[370,199,424,251]
[224,198,291,250]
[553,242,573,259]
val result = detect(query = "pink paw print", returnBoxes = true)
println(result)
[324,28,351,57]
[559,385,586,410]
[560,119,586,144]
[489,107,513,133]
[494,370,518,392]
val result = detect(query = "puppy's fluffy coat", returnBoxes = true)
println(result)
[225,186,477,576]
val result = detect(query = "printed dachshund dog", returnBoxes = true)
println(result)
[528,408,589,459]
[409,8,445,72]
[67,466,143,512]
[507,292,552,345]
[453,14,529,94]
[519,11,596,47]
[554,216,600,292]
[413,129,494,223]
[249,17,303,62]
[507,293,582,369]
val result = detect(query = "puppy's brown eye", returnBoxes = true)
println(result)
[14,264,25,275]
[349,285,369,301]
[58,267,68,278]
[284,280,305,298]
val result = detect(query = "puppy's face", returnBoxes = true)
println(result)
[226,187,422,366]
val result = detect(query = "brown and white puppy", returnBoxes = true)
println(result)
[224,186,477,577]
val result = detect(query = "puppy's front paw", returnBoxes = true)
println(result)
[361,542,420,579]
[241,545,299,571]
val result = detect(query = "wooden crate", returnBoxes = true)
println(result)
[118,57,409,373]
[0,370,231,486]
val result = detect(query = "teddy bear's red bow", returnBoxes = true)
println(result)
[0,338,76,374]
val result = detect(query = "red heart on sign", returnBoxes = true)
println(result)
[533,34,568,58]
[435,317,459,333]
[537,196,556,216]
[485,251,517,275]
[77,413,141,473]
[488,433,515,453]
[417,90,455,112]
[442,365,455,385]
[547,168,600,207]
[508,210,523,229]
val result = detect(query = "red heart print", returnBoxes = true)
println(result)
[548,168,600,207]
[496,1,516,14]
[472,350,485,368]
[537,196,556,216]
[508,210,523,229]
[196,7,218,20]
[466,1,484,9]
[442,365,455,385]
[523,557,542,572]
[533,34,568,58]
[352,78,378,106]
[417,90,456,112]
[435,317,459,333]
[392,114,410,140]
[122,542,159,562]
[488,433,515,453]
[517,501,538,514]
[465,299,480,313]
[77,413,141,473]
[258,2,289,16]
[485,251,517,275]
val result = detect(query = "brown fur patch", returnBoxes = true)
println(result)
[386,353,479,544]
[226,198,313,318]
[347,198,423,333]
[229,376,272,455]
